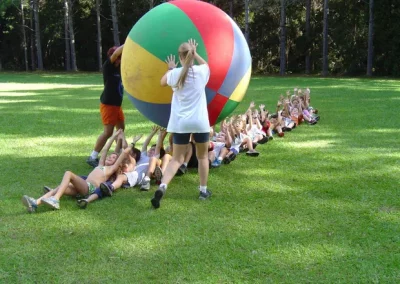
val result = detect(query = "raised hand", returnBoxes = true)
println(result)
[188,38,198,53]
[165,54,178,69]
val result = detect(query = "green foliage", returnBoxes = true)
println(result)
[0,73,399,282]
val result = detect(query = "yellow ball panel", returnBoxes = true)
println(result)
[121,39,172,104]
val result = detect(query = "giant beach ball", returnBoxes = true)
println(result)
[121,0,251,127]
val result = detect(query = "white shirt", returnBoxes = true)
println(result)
[166,64,210,133]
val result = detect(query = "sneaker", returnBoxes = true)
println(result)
[77,199,88,209]
[229,154,237,162]
[246,150,260,157]
[140,176,151,191]
[154,166,163,185]
[239,146,248,153]
[151,186,166,209]
[223,156,231,164]
[100,182,113,197]
[41,197,60,210]
[21,195,38,213]
[86,156,99,168]
[43,186,52,194]
[211,158,222,168]
[258,136,269,144]
[199,189,212,200]
[176,164,187,176]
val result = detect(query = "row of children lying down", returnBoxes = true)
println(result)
[21,87,319,212]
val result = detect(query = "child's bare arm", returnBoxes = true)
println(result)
[154,128,167,157]
[141,125,159,152]
[99,129,121,166]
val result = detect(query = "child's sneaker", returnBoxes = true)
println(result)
[176,164,187,176]
[246,150,259,157]
[41,197,60,210]
[140,176,151,191]
[100,182,113,197]
[154,166,163,185]
[86,157,99,168]
[21,195,38,213]
[258,136,269,144]
[43,186,52,194]
[77,199,88,209]
[211,158,222,168]
[151,185,166,209]
[199,189,212,200]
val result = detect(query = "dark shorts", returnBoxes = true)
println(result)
[173,132,209,145]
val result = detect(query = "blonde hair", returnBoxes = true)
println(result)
[175,42,195,89]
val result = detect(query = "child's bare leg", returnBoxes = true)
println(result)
[146,157,158,178]
[53,171,88,200]
[219,147,229,159]
[111,174,128,191]
[86,193,99,203]
[183,144,192,164]
[161,154,171,172]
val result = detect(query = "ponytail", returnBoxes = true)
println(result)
[175,46,195,89]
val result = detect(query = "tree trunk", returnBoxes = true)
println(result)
[64,0,71,71]
[30,0,36,70]
[20,1,29,71]
[367,0,374,76]
[148,0,154,10]
[244,0,250,43]
[67,0,77,71]
[322,0,329,76]
[305,0,311,74]
[96,0,102,71]
[279,0,286,75]
[110,0,120,45]
[32,0,43,70]
[229,0,233,18]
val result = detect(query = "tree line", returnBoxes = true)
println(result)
[0,0,399,76]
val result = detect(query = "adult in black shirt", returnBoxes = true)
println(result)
[87,45,125,167]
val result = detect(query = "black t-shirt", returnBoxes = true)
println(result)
[100,58,124,106]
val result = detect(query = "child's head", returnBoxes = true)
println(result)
[148,145,156,157]
[233,117,244,131]
[105,152,119,166]
[130,147,141,162]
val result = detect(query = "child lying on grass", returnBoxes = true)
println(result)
[21,130,130,213]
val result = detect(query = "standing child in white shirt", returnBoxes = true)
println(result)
[151,39,212,209]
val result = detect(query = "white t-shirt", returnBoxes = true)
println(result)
[166,64,210,133]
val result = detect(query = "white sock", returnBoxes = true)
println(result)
[217,157,223,161]
[90,151,99,159]
[183,162,188,167]
[160,183,167,190]
[199,185,207,193]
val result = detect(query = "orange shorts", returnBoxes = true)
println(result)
[100,103,125,125]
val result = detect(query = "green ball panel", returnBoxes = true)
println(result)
[128,3,208,64]
[216,99,240,124]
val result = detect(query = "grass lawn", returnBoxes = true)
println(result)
[0,72,399,283]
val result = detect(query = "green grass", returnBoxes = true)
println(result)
[0,73,399,283]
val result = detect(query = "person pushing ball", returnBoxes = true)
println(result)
[151,39,212,209]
